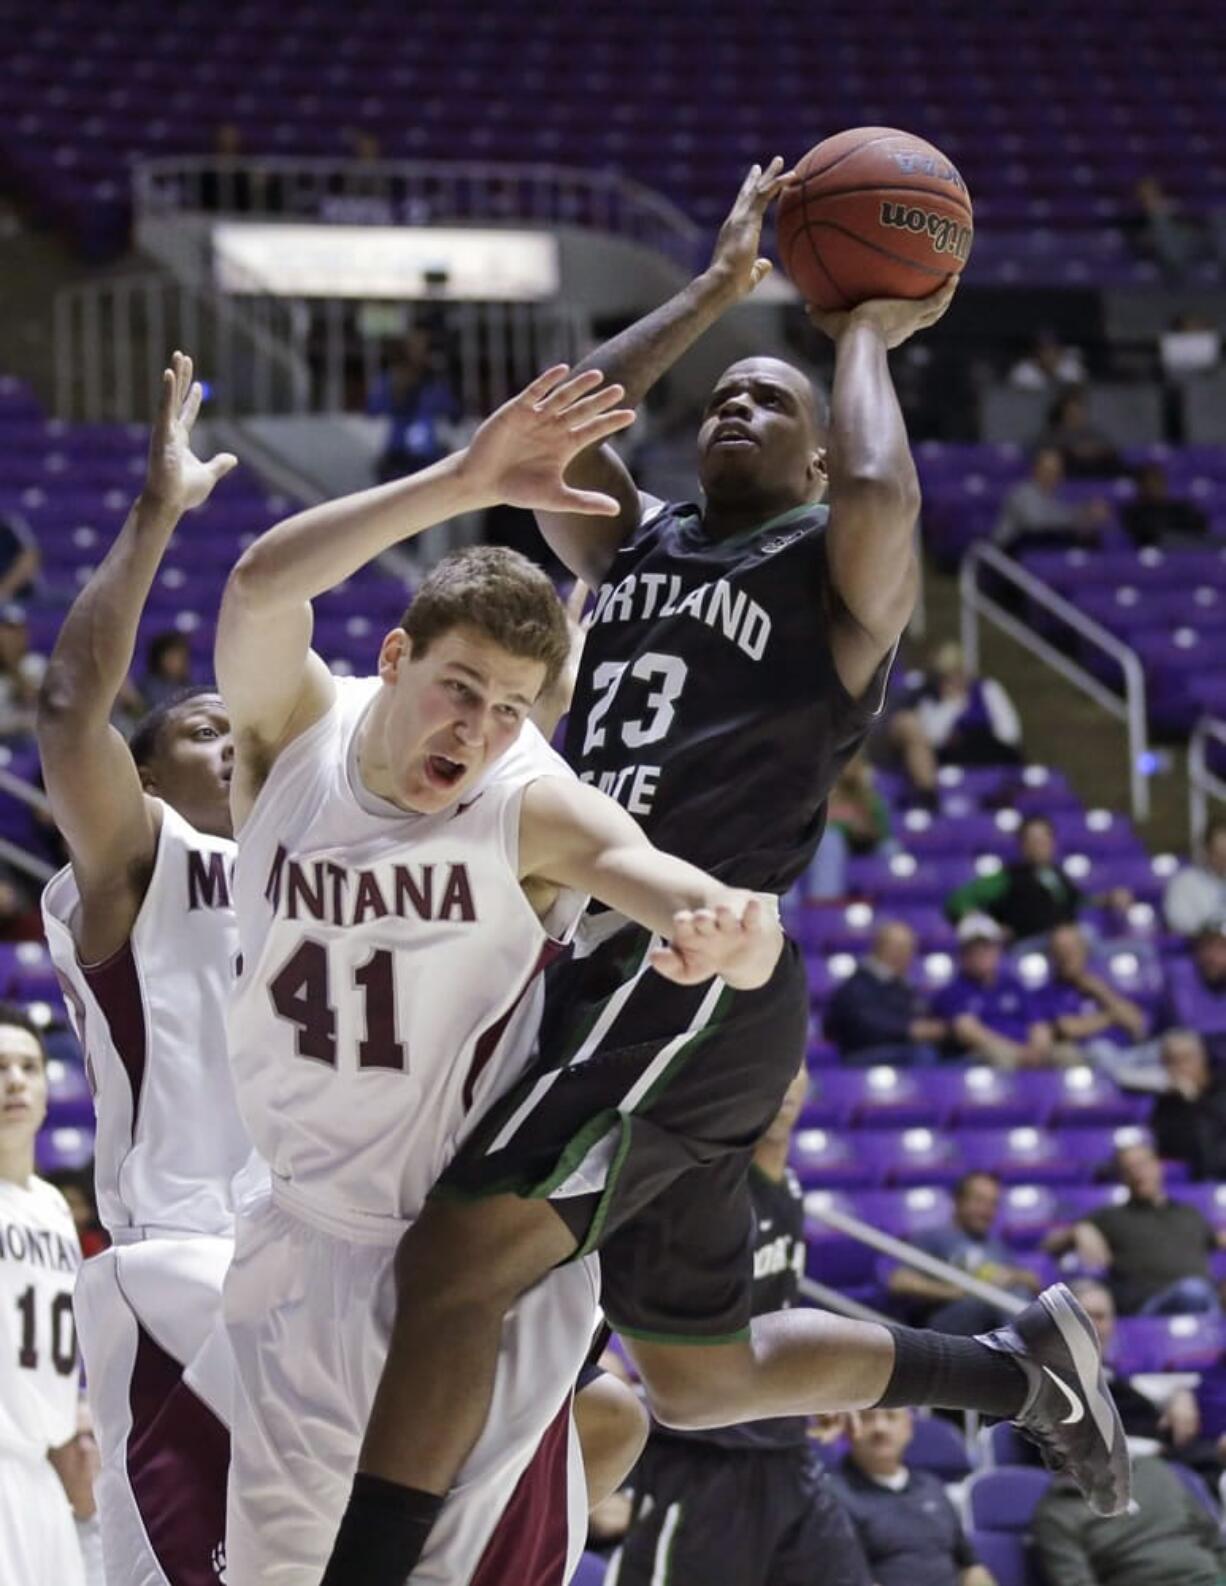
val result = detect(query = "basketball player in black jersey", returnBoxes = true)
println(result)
[323,164,1129,1585]
[613,1065,872,1586]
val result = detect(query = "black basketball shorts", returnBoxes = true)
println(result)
[435,922,809,1341]
[613,1438,871,1586]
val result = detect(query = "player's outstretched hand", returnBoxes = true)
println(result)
[460,365,636,515]
[144,351,238,515]
[709,157,797,298]
[807,277,958,349]
[649,896,783,991]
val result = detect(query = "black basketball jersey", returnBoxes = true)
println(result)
[564,500,890,893]
[660,1163,810,1452]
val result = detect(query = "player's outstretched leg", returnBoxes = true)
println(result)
[321,1194,576,1586]
[627,1282,1129,1519]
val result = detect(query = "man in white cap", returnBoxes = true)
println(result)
[932,913,1058,1068]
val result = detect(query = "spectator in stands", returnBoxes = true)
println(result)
[1128,176,1205,281]
[830,1409,996,1586]
[1040,923,1149,1056]
[1166,921,1226,1051]
[1070,1140,1224,1315]
[1122,462,1209,549]
[1164,818,1226,937]
[0,511,39,602]
[366,329,461,484]
[0,603,45,741]
[887,1171,1040,1335]
[992,447,1108,556]
[138,631,194,711]
[946,815,1128,943]
[1069,1277,1226,1493]
[1149,1029,1226,1182]
[889,643,1022,800]
[1038,388,1122,478]
[932,914,1060,1068]
[804,756,894,899]
[823,920,948,1065]
[1035,1454,1226,1586]
[1008,330,1087,393]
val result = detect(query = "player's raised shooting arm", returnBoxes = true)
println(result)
[535,160,793,586]
[37,354,236,908]
[217,368,633,804]
[812,284,957,700]
[519,776,783,990]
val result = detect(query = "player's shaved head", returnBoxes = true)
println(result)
[713,357,829,438]
[697,356,829,523]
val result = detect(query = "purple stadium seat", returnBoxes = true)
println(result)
[998,1184,1063,1250]
[935,1067,1058,1128]
[572,1554,606,1586]
[962,1126,1082,1185]
[966,1469,1051,1533]
[968,1531,1042,1586]
[981,1421,1043,1470]
[808,1067,943,1129]
[853,1186,955,1242]
[1057,1184,1129,1223]
[803,1191,879,1288]
[790,1130,875,1190]
[34,1124,95,1174]
[1175,1183,1226,1233]
[857,1127,967,1189]
[1046,1067,1144,1128]
[45,1057,94,1129]
[905,1414,973,1481]
[1112,1314,1225,1374]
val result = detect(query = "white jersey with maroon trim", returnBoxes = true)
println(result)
[228,673,583,1235]
[42,802,262,1239]
[0,1175,81,1458]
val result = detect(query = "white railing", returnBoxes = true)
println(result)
[54,274,591,424]
[0,768,57,885]
[806,1197,1025,1317]
[960,542,1151,822]
[1189,715,1226,850]
[133,157,704,269]
[55,273,310,423]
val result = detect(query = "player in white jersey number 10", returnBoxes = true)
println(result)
[0,1006,90,1586]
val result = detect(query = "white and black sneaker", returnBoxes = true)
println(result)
[978,1283,1131,1516]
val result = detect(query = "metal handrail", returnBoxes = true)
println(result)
[1188,715,1226,851]
[806,1198,1026,1319]
[960,541,1151,822]
[132,156,704,267]
[0,767,56,884]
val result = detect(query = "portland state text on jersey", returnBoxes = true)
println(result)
[587,571,772,661]
[578,572,773,820]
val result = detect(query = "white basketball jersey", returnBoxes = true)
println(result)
[0,1176,81,1457]
[42,801,261,1238]
[228,674,583,1237]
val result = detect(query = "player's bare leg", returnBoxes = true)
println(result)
[573,1372,650,1507]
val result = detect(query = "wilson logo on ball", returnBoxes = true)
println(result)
[879,202,973,261]
[887,151,968,193]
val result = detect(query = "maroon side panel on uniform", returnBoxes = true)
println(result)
[469,1396,574,1586]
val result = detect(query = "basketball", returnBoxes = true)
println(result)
[776,127,974,312]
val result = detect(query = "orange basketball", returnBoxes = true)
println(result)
[776,127,973,312]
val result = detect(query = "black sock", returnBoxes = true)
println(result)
[320,1475,444,1586]
[877,1325,1028,1418]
